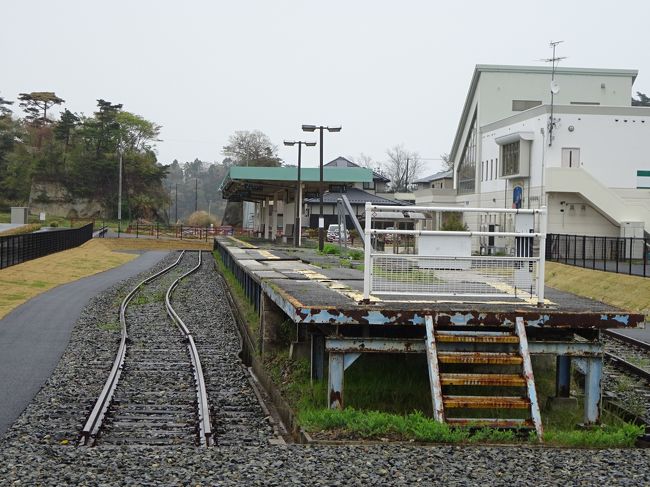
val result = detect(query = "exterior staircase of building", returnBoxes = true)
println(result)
[424,315,543,439]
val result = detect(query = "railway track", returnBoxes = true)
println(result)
[79,250,214,447]
[602,329,650,423]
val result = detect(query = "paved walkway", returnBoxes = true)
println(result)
[0,250,168,436]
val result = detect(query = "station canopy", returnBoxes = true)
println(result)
[220,166,373,202]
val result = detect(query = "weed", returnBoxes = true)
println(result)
[98,321,121,332]
[348,249,364,260]
[320,243,341,255]
[543,423,643,447]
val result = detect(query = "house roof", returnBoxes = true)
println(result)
[415,169,453,184]
[303,187,403,205]
[324,156,390,182]
[449,64,639,162]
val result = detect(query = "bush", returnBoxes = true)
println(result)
[441,213,468,231]
[187,210,217,227]
[321,243,341,255]
[348,249,364,260]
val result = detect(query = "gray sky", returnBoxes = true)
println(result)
[2,0,649,177]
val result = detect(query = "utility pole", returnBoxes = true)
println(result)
[543,40,566,147]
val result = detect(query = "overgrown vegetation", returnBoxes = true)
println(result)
[213,250,260,338]
[545,262,650,318]
[212,248,643,447]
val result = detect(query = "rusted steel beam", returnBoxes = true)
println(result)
[444,395,530,409]
[438,352,523,365]
[424,315,445,423]
[446,418,534,428]
[435,334,519,344]
[516,316,543,440]
[440,373,526,386]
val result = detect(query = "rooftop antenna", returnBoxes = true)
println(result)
[541,40,567,146]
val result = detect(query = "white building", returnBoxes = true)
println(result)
[417,64,650,238]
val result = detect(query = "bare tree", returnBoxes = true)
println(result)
[383,145,423,191]
[222,130,282,167]
[354,152,375,169]
[440,152,454,171]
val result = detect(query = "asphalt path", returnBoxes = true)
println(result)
[0,250,168,437]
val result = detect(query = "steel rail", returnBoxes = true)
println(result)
[165,250,214,447]
[79,251,186,446]
[602,329,650,353]
[605,352,650,382]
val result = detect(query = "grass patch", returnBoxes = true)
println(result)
[213,251,260,339]
[98,321,121,332]
[0,223,42,236]
[319,243,341,255]
[545,262,650,317]
[0,239,137,319]
[544,423,643,447]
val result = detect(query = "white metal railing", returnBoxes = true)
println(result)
[363,203,548,304]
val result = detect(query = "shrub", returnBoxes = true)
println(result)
[187,210,217,227]
[441,213,468,231]
[321,243,341,255]
[348,249,364,260]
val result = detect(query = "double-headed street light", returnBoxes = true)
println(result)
[284,140,316,247]
[301,124,342,251]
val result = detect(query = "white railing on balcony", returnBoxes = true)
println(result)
[362,203,548,305]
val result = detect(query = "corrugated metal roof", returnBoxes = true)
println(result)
[227,166,373,182]
[304,187,403,205]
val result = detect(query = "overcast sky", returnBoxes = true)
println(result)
[2,0,649,177]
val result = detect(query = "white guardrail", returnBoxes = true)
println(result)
[362,203,548,304]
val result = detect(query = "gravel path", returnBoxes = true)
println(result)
[0,253,649,485]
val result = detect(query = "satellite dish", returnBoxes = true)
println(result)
[550,80,560,95]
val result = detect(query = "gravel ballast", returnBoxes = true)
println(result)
[0,252,649,485]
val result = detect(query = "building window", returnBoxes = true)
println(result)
[490,159,494,180]
[362,181,375,190]
[501,142,520,177]
[570,101,600,105]
[458,112,477,194]
[329,184,345,193]
[512,100,542,111]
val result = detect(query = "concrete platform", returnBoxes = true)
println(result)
[216,237,644,329]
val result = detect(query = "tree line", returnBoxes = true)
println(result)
[0,92,166,220]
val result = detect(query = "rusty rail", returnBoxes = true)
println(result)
[79,251,186,446]
[165,250,214,447]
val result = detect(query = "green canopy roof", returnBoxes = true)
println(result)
[227,166,372,183]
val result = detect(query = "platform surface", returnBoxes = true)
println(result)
[217,237,645,329]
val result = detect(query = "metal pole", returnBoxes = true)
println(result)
[118,149,123,223]
[363,202,372,300]
[294,142,302,247]
[195,178,198,212]
[174,183,178,223]
[319,127,325,251]
[537,206,547,306]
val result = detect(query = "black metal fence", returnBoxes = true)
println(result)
[0,223,93,269]
[546,233,650,278]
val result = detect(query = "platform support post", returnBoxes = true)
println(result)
[264,199,271,240]
[311,333,325,381]
[328,352,344,409]
[583,356,602,424]
[272,192,279,241]
[260,293,283,357]
[556,355,571,397]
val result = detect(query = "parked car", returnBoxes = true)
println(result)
[326,224,349,242]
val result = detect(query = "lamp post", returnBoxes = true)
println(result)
[284,140,316,247]
[301,124,341,251]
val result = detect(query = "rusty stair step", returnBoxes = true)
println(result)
[446,418,534,428]
[435,334,519,344]
[437,352,523,365]
[443,395,531,409]
[440,373,526,386]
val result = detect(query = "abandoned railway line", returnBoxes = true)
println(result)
[603,330,650,423]
[76,250,274,448]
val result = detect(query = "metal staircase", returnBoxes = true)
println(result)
[424,315,543,439]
